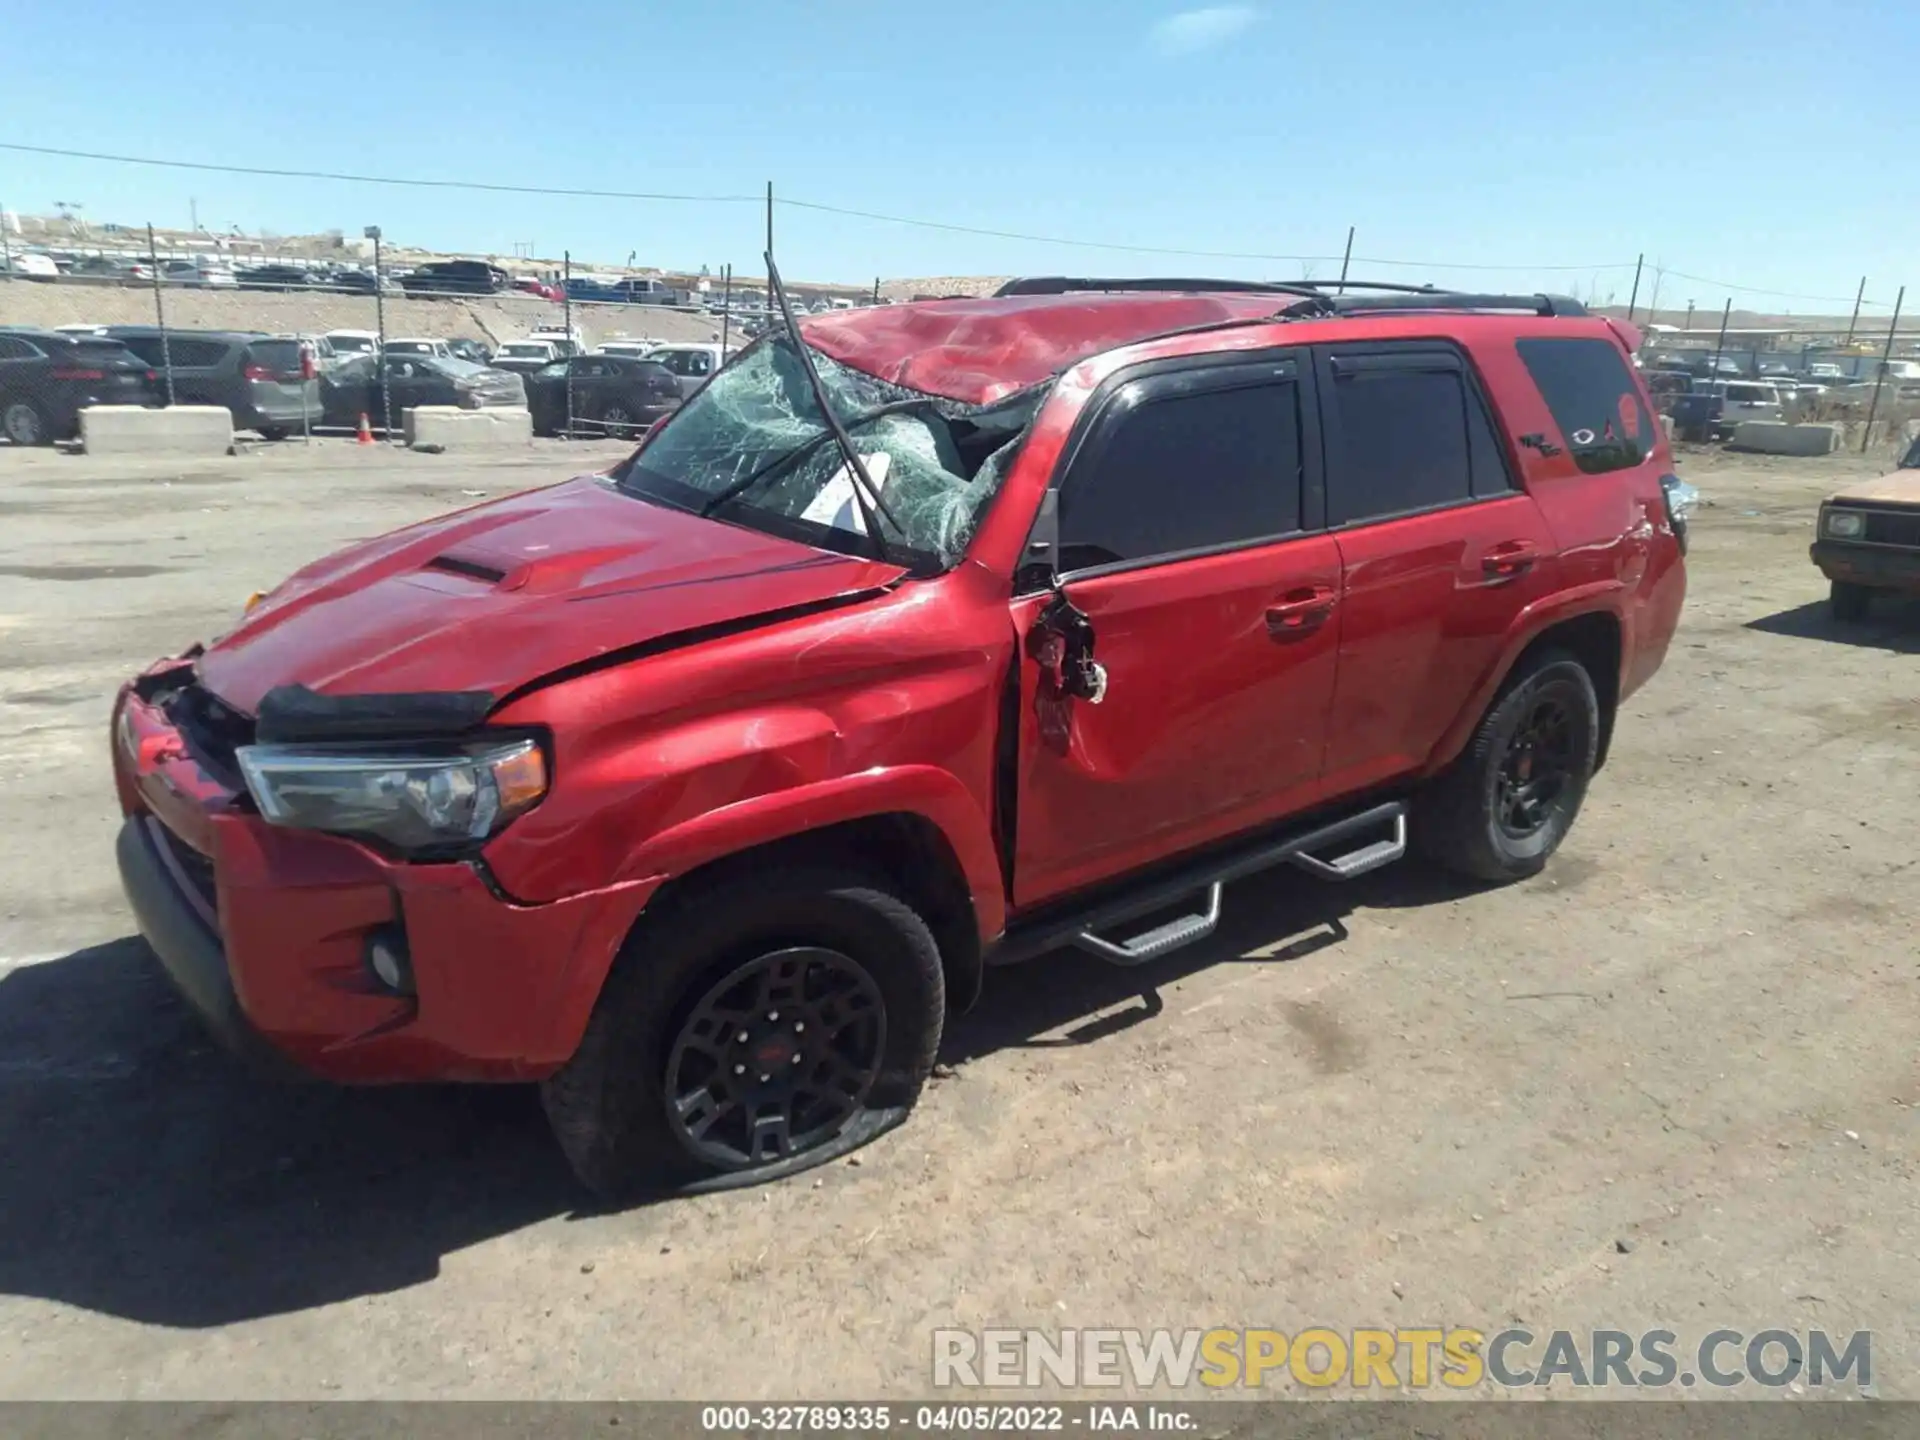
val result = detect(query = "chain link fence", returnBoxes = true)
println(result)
[3,209,1917,455]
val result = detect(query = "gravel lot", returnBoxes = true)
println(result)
[0,436,1914,1400]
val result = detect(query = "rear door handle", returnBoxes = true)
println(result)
[1266,584,1338,639]
[1480,540,1540,583]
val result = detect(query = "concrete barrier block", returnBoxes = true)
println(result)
[404,406,533,451]
[1728,421,1841,457]
[80,405,233,457]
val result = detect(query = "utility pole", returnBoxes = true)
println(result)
[1684,300,1695,332]
[765,182,775,309]
[1337,225,1354,294]
[147,224,175,406]
[1711,298,1733,377]
[365,226,392,441]
[1845,276,1867,347]
[563,250,574,439]
[1627,253,1644,321]
[1861,284,1905,454]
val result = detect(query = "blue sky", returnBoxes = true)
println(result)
[3,0,1914,312]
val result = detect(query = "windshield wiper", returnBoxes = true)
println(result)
[694,395,937,520]
[764,250,903,561]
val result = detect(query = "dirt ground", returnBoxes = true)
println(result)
[0,435,1915,1401]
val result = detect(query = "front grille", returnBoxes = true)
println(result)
[1862,508,1920,548]
[165,682,255,783]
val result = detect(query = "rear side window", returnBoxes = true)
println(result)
[1327,364,1473,523]
[119,336,227,367]
[0,337,42,360]
[245,340,303,371]
[1516,337,1656,475]
[1057,371,1301,572]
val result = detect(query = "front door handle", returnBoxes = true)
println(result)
[1266,584,1338,639]
[1480,540,1540,583]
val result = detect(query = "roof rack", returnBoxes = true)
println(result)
[993,276,1588,319]
[994,276,1328,302]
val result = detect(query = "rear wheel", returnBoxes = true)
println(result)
[1414,649,1599,883]
[1830,580,1873,622]
[542,867,945,1201]
[255,426,289,442]
[601,403,637,440]
[3,400,49,446]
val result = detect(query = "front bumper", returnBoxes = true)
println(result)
[111,675,660,1084]
[1810,540,1920,592]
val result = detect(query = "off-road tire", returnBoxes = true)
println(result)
[1413,648,1600,883]
[1830,580,1873,622]
[542,867,945,1203]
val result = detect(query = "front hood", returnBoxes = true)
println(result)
[197,476,904,713]
[1829,469,1920,506]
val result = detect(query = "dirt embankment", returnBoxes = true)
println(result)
[0,281,733,348]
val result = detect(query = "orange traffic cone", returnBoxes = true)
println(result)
[356,412,374,446]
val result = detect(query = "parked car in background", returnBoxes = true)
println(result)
[1812,444,1920,620]
[53,323,109,337]
[2,252,60,279]
[0,327,158,445]
[398,261,509,296]
[320,353,525,430]
[645,343,730,397]
[512,276,563,301]
[104,327,321,440]
[529,325,584,357]
[163,257,240,289]
[447,338,493,365]
[326,268,405,296]
[1703,379,1785,433]
[593,338,668,358]
[1806,363,1849,383]
[523,353,682,438]
[489,339,566,380]
[381,338,454,359]
[324,330,382,358]
[236,264,313,293]
[69,255,153,284]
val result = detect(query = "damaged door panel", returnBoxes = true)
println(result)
[1009,354,1344,907]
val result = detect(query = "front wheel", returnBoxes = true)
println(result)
[1414,649,1600,883]
[3,399,50,446]
[255,426,290,442]
[542,868,945,1201]
[1831,580,1873,622]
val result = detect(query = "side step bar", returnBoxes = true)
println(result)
[993,801,1408,969]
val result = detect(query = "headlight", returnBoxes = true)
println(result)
[1823,508,1865,539]
[235,738,547,853]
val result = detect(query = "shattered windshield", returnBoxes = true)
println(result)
[613,334,1041,570]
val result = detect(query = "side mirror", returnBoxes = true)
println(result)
[1031,586,1107,704]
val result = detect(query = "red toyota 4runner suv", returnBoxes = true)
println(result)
[110,279,1690,1198]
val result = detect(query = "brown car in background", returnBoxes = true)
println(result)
[1812,437,1920,620]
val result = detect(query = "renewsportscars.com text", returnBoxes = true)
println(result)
[932,1327,1872,1391]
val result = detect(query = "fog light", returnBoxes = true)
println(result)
[365,928,414,996]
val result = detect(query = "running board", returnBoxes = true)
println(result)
[1072,883,1223,967]
[992,801,1408,968]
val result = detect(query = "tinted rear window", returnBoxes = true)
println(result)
[1516,337,1656,475]
[245,340,304,369]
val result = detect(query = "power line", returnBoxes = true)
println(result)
[2,139,1630,273]
[1658,268,1889,308]
[0,142,761,205]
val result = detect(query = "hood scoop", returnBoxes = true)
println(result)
[423,553,510,585]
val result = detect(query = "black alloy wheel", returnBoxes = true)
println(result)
[1495,694,1578,840]
[663,946,885,1169]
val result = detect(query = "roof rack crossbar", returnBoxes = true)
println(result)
[993,276,1586,319]
[994,276,1328,302]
